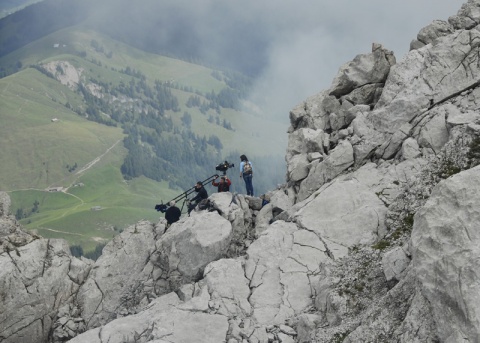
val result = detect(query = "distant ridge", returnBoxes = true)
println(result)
[0,0,92,57]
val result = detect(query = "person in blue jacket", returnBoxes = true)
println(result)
[239,154,254,196]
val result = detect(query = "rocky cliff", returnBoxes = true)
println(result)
[2,1,480,342]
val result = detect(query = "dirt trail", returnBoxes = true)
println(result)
[74,139,122,176]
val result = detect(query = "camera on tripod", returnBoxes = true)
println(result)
[215,161,234,174]
[155,203,168,213]
[155,161,234,214]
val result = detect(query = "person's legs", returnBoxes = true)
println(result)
[187,201,196,215]
[244,174,254,196]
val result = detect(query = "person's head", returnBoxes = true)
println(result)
[195,181,202,189]
[240,154,248,162]
[220,176,225,183]
[169,201,176,207]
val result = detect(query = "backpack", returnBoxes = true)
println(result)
[243,161,252,175]
[197,199,211,211]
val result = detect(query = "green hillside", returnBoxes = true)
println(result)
[0,68,122,189]
[0,25,287,254]
[1,26,286,152]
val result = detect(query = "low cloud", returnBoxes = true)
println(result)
[87,0,465,154]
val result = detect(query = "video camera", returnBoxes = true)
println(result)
[155,162,233,214]
[155,203,168,213]
[215,161,234,173]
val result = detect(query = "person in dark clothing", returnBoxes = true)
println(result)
[212,175,231,192]
[165,201,181,229]
[187,181,208,214]
[239,154,254,196]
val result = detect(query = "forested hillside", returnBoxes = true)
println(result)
[0,23,286,253]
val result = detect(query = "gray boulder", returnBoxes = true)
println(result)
[76,221,160,329]
[449,0,480,30]
[297,140,354,201]
[329,43,395,98]
[414,106,449,154]
[382,246,411,282]
[151,211,233,293]
[410,19,454,50]
[289,91,333,132]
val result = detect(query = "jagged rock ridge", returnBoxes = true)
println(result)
[2,0,480,342]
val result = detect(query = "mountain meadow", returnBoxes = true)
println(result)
[0,7,287,254]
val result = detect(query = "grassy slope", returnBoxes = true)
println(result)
[0,68,122,190]
[0,25,287,253]
[1,25,287,154]
[0,66,178,252]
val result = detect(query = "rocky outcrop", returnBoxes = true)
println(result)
[0,237,92,343]
[0,191,39,254]
[151,211,233,292]
[0,192,92,343]
[68,292,229,343]
[412,165,480,342]
[329,43,395,99]
[76,221,161,329]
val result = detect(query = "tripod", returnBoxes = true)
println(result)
[155,174,219,214]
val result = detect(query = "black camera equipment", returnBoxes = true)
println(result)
[215,161,235,175]
[154,174,218,213]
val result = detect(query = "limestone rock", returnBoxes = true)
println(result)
[0,239,92,343]
[382,246,411,282]
[0,192,38,254]
[412,165,480,342]
[68,292,229,343]
[297,140,354,201]
[287,153,310,182]
[289,91,330,131]
[410,19,454,49]
[76,221,159,329]
[245,221,328,325]
[0,191,11,217]
[204,259,251,317]
[329,43,395,98]
[295,179,387,259]
[401,137,421,160]
[449,0,480,30]
[151,211,233,293]
[287,127,328,159]
[414,106,449,154]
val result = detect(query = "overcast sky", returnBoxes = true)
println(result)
[89,0,466,154]
[91,0,465,122]
[242,0,466,123]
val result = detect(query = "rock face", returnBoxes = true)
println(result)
[0,193,92,343]
[76,221,161,329]
[3,1,480,342]
[412,165,480,342]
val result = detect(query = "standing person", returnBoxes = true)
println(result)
[165,201,181,229]
[187,181,208,214]
[212,175,231,192]
[239,154,254,196]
